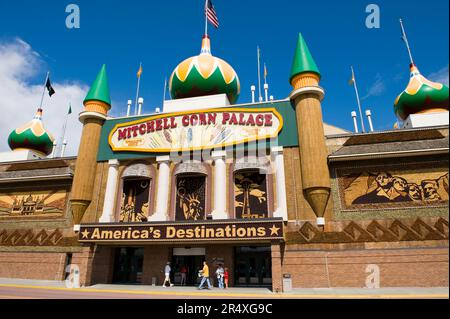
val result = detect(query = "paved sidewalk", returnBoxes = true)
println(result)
[0,278,67,288]
[0,278,448,299]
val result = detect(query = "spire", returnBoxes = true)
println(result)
[200,35,212,56]
[290,33,320,84]
[399,18,415,66]
[84,64,111,106]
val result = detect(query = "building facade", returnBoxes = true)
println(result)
[0,33,448,291]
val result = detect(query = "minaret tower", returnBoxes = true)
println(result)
[70,65,111,230]
[289,34,331,226]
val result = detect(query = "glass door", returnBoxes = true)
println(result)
[112,247,144,284]
[234,246,272,287]
[172,255,205,286]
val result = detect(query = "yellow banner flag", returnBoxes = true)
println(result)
[137,64,143,78]
[349,67,355,85]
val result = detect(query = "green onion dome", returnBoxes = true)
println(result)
[169,35,240,104]
[394,64,449,121]
[8,108,55,156]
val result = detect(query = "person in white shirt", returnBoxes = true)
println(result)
[162,262,174,287]
[216,264,224,289]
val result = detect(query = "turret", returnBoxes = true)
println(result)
[169,35,241,104]
[395,18,449,125]
[70,65,111,230]
[394,64,449,121]
[8,108,55,157]
[289,33,331,227]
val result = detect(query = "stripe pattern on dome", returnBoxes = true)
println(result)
[174,56,238,85]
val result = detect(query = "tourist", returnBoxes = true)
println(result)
[198,261,212,290]
[180,265,187,286]
[162,262,174,288]
[216,264,224,289]
[224,267,229,289]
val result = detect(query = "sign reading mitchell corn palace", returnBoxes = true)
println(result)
[108,108,283,153]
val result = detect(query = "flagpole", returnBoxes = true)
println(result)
[264,63,267,85]
[134,62,142,116]
[163,77,167,105]
[264,62,267,84]
[204,0,208,36]
[257,46,262,102]
[351,66,366,133]
[39,72,50,110]
[399,18,415,65]
[57,104,71,157]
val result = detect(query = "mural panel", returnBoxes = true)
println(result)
[176,176,206,221]
[0,188,68,219]
[337,164,449,210]
[119,179,150,223]
[235,171,268,219]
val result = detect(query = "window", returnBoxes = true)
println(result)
[175,175,207,221]
[119,178,151,223]
[234,170,269,219]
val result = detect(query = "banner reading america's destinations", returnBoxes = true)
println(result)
[78,219,284,243]
[108,108,283,153]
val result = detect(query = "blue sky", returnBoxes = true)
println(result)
[0,0,448,134]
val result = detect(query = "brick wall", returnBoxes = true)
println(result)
[2,244,447,289]
[282,246,449,288]
[271,243,283,292]
[71,246,95,286]
[0,251,66,281]
[142,246,171,286]
[90,246,114,284]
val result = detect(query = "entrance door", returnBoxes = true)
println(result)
[112,247,144,284]
[172,255,205,286]
[172,248,206,286]
[234,246,272,287]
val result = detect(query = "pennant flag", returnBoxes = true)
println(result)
[46,77,56,97]
[349,68,356,86]
[137,64,143,78]
[264,63,268,79]
[205,0,219,29]
[68,103,72,115]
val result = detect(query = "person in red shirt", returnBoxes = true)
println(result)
[180,265,187,286]
[224,267,229,289]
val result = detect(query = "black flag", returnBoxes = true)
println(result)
[46,77,56,97]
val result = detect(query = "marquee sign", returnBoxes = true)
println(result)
[108,108,283,153]
[78,219,284,243]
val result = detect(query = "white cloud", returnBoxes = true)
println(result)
[362,73,385,100]
[428,65,449,86]
[0,38,88,157]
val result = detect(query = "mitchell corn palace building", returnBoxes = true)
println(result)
[0,30,448,291]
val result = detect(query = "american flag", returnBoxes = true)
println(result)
[205,0,219,29]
